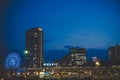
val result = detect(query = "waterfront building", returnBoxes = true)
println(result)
[25,27,43,68]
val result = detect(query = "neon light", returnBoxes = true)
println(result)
[5,52,21,69]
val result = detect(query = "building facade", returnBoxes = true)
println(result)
[108,44,120,65]
[25,28,43,68]
[70,48,86,66]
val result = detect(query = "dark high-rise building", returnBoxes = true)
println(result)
[70,48,86,66]
[108,44,120,65]
[25,28,43,68]
[0,57,2,68]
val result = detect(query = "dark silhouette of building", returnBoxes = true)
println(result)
[25,28,43,68]
[56,54,71,67]
[0,57,2,68]
[70,48,86,66]
[108,44,120,65]
[57,47,87,67]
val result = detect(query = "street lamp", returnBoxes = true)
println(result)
[24,50,29,55]
[24,50,30,67]
[95,61,100,67]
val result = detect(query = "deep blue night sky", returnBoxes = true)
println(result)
[1,0,120,63]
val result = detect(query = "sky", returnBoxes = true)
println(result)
[1,0,120,62]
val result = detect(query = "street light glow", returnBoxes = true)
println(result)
[24,50,29,55]
[95,61,100,66]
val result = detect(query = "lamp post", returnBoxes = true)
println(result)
[95,61,100,67]
[95,61,101,79]
[24,50,30,68]
[24,50,29,55]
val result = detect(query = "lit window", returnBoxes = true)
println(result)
[38,28,42,31]
[34,48,37,50]
[34,32,37,35]
[35,44,37,47]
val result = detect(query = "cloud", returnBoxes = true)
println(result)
[45,47,108,61]
[44,39,54,43]
[44,48,108,62]
[81,32,87,35]
[64,45,80,50]
[64,45,73,50]
[87,48,108,61]
[44,49,69,62]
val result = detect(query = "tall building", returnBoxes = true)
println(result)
[25,27,43,68]
[0,57,2,68]
[70,48,86,66]
[108,44,120,65]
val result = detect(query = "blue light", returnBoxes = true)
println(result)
[5,52,21,69]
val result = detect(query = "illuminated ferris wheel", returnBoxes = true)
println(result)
[5,52,21,69]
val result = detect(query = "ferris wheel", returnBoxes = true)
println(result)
[5,52,21,69]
